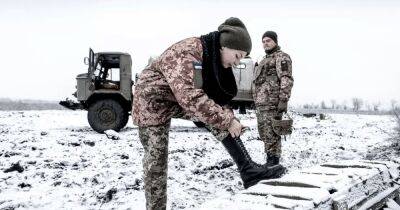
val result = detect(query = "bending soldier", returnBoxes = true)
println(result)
[132,18,285,210]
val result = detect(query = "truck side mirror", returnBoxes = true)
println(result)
[84,57,89,65]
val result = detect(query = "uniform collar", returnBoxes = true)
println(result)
[265,45,281,56]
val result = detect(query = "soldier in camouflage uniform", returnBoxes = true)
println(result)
[133,18,286,210]
[253,31,294,166]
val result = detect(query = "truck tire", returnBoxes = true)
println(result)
[239,105,246,114]
[87,99,128,133]
[121,112,129,129]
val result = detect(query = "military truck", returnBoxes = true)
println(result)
[60,49,132,133]
[60,48,255,133]
[230,57,255,114]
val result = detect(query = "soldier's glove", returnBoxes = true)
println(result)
[277,101,288,113]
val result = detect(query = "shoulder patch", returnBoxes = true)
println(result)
[192,61,203,70]
[192,62,203,89]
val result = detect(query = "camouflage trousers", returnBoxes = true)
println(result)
[139,119,229,210]
[256,107,282,157]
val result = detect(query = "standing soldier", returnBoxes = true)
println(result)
[133,18,285,210]
[253,31,294,166]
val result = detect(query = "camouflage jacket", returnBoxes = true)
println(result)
[132,37,235,130]
[253,47,293,109]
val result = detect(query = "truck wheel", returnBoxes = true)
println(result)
[87,99,128,133]
[239,105,246,114]
[121,112,129,129]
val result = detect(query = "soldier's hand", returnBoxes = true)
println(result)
[277,101,288,113]
[228,119,243,138]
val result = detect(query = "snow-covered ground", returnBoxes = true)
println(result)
[0,110,398,210]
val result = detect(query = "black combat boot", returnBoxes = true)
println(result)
[265,154,280,167]
[235,137,263,168]
[221,135,286,189]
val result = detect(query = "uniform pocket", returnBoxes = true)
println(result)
[142,86,175,111]
[267,76,279,90]
[254,73,266,85]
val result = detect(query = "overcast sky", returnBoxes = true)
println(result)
[1,0,399,108]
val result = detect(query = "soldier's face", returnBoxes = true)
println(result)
[262,37,277,50]
[220,47,247,68]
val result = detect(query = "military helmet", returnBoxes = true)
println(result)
[271,113,293,135]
